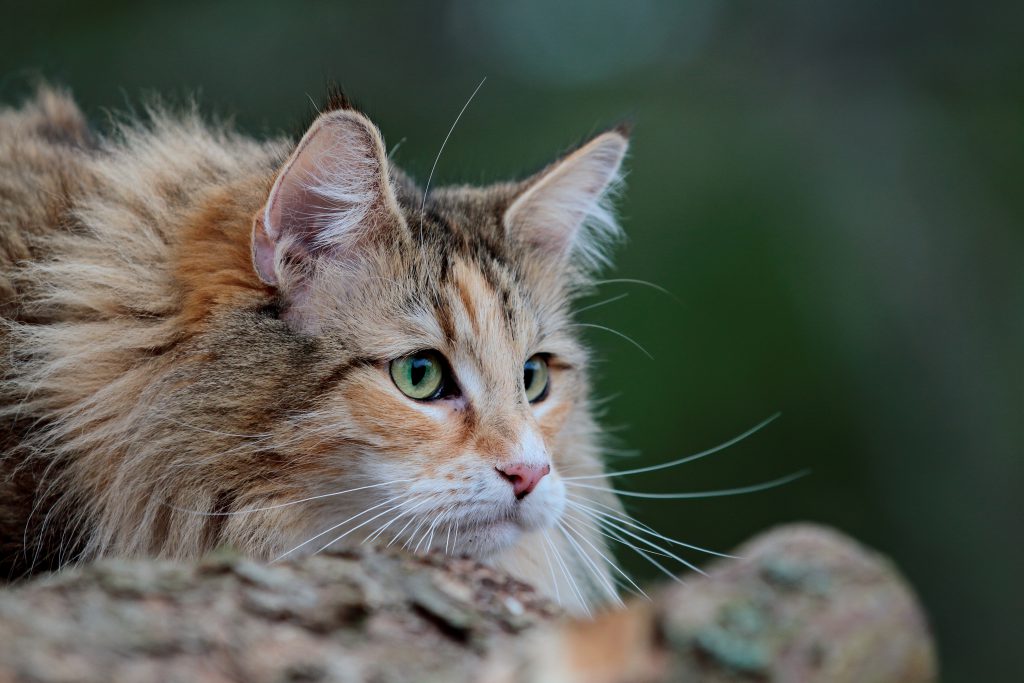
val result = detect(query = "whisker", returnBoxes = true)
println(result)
[415,499,450,554]
[402,509,433,551]
[424,516,442,552]
[564,506,706,576]
[362,515,400,547]
[565,469,811,499]
[575,292,629,314]
[570,322,653,360]
[362,496,424,545]
[412,517,434,552]
[556,520,624,607]
[538,534,561,604]
[543,530,591,618]
[559,514,649,599]
[419,77,487,241]
[169,479,413,517]
[427,493,459,552]
[272,493,407,563]
[590,277,681,303]
[599,523,685,586]
[566,495,737,559]
[387,498,435,548]
[427,520,446,553]
[387,136,407,159]
[368,497,429,546]
[316,498,420,555]
[563,413,781,481]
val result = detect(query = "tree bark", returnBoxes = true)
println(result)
[0,524,936,682]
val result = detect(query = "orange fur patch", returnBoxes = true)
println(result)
[538,397,574,446]
[174,180,273,332]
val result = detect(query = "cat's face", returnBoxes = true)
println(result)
[247,105,626,561]
[293,251,579,557]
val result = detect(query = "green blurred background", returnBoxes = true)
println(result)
[3,1,1021,678]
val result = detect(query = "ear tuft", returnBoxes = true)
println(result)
[611,119,634,138]
[503,129,629,273]
[323,82,353,113]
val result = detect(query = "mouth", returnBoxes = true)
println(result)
[389,480,565,559]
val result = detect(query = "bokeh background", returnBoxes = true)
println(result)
[3,1,1021,678]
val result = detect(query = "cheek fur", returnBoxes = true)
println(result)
[338,369,470,465]
[537,396,574,446]
[343,372,428,439]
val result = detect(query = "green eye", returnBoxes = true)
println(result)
[524,354,550,403]
[390,350,446,400]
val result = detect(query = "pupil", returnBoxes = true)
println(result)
[410,358,428,386]
[524,365,534,389]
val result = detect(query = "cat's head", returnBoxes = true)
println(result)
[232,103,625,562]
[3,88,626,606]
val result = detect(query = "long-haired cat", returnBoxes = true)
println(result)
[0,86,629,613]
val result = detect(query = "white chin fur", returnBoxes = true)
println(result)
[516,474,566,531]
[457,475,567,559]
[456,520,523,558]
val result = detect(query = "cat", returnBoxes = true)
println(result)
[0,85,629,613]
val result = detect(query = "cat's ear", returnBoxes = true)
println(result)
[503,128,628,271]
[252,109,404,287]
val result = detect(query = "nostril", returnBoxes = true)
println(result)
[496,462,551,500]
[496,467,523,489]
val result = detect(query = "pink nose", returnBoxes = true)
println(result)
[496,462,551,499]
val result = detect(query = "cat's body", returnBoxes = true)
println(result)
[0,87,625,612]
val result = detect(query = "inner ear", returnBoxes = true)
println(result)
[252,109,406,288]
[503,129,629,270]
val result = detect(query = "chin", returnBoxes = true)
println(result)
[467,510,567,563]
[455,509,564,561]
[456,520,523,559]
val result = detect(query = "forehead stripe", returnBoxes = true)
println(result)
[457,275,481,336]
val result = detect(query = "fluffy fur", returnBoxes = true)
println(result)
[0,87,627,613]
